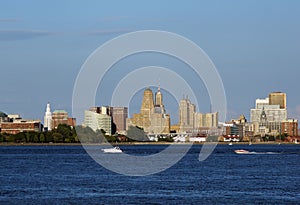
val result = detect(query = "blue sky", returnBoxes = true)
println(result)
[1,0,300,124]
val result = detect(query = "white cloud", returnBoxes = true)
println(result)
[0,30,53,41]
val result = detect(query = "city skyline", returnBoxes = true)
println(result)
[0,88,298,126]
[1,1,300,123]
[1,2,300,202]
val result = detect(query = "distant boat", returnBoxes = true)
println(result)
[102,146,123,153]
[228,142,233,146]
[234,149,250,154]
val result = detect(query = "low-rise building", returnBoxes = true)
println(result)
[1,119,42,134]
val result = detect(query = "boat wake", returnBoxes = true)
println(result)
[234,149,280,155]
[247,151,279,155]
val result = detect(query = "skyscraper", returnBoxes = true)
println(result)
[269,92,286,109]
[127,87,170,134]
[43,102,52,131]
[111,107,128,133]
[179,96,195,132]
[155,87,163,106]
[140,88,154,117]
[178,97,219,132]
[154,86,165,114]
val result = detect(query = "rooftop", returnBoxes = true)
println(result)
[0,111,8,118]
[53,110,67,113]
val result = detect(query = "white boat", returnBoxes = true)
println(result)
[228,142,233,146]
[102,146,123,153]
[234,149,250,154]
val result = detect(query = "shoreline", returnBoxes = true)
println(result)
[0,141,298,146]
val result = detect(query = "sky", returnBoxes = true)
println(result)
[1,0,300,125]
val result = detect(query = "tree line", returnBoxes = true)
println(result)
[0,124,78,143]
[0,124,164,143]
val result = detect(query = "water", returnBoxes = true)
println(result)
[0,144,299,204]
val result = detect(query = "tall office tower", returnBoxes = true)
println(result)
[43,102,52,131]
[127,87,170,134]
[179,96,196,132]
[155,87,163,106]
[269,92,286,109]
[140,88,154,116]
[111,107,128,133]
[154,86,165,114]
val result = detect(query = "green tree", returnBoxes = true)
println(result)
[25,132,31,143]
[14,132,26,143]
[40,133,45,143]
[53,133,63,143]
[105,135,117,143]
[5,134,15,142]
[126,126,149,142]
[56,124,73,142]
[33,133,39,143]
[45,131,53,142]
[76,126,102,143]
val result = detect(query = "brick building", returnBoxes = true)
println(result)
[1,120,42,134]
[282,119,298,137]
[52,110,76,129]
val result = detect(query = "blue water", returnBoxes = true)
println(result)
[0,144,300,204]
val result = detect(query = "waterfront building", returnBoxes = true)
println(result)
[126,87,170,134]
[52,110,76,129]
[1,119,42,134]
[89,106,128,134]
[224,122,243,137]
[43,102,52,131]
[250,92,288,136]
[84,110,112,135]
[282,119,298,137]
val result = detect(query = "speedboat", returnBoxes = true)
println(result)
[102,146,123,153]
[234,149,250,154]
